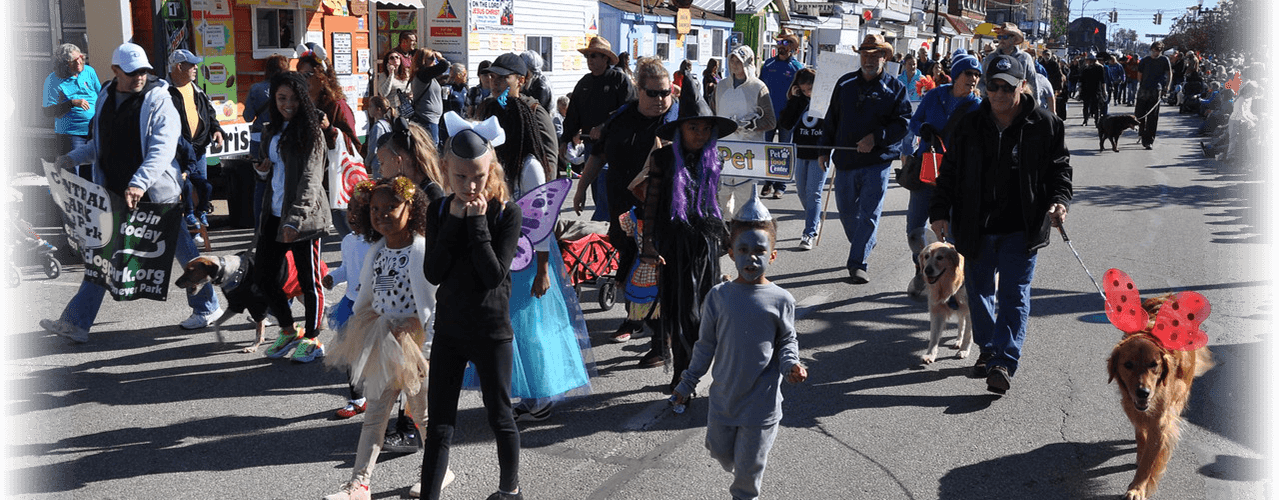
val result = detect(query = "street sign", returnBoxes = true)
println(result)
[677,8,690,35]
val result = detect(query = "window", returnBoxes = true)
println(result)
[525,35,555,72]
[252,7,304,58]
[685,29,699,61]
[656,32,670,61]
[712,29,724,57]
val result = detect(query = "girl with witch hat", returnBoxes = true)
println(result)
[636,96,738,393]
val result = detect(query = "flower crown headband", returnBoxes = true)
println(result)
[1103,268,1210,351]
[353,176,416,203]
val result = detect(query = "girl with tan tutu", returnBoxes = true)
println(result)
[324,176,452,500]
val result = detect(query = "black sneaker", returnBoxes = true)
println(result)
[972,351,994,377]
[383,429,422,453]
[485,491,524,500]
[986,365,1011,395]
[514,402,553,423]
[760,185,774,198]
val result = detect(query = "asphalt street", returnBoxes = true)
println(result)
[5,103,1271,499]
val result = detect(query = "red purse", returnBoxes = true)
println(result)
[920,137,945,185]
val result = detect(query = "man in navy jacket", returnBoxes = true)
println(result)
[818,34,911,284]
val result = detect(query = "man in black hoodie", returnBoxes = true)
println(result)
[928,55,1072,395]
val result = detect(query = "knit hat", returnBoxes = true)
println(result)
[949,54,981,80]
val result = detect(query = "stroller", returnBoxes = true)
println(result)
[5,187,61,287]
[556,219,619,311]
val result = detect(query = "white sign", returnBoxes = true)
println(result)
[809,51,859,119]
[716,141,796,181]
[357,49,370,74]
[43,162,113,248]
[208,122,253,158]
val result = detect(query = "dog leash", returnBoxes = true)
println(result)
[1057,223,1106,302]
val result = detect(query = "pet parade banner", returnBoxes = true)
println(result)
[43,162,182,301]
[716,140,795,182]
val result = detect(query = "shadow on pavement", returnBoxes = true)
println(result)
[937,440,1133,500]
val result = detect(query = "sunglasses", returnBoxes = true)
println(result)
[986,80,1018,94]
[640,87,672,98]
[586,53,607,59]
[997,34,1013,40]
[961,70,982,79]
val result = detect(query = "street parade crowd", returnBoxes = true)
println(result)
[35,21,1262,499]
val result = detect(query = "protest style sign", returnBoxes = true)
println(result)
[809,51,859,119]
[44,162,182,301]
[716,140,795,182]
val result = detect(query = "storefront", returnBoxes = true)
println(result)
[598,0,733,78]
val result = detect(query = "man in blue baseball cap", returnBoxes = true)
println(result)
[165,48,225,240]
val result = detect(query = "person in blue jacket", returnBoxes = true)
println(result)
[817,35,911,285]
[903,54,982,300]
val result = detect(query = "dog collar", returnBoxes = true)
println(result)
[217,255,248,292]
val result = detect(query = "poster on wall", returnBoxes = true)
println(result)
[235,0,263,5]
[194,18,236,57]
[428,0,467,63]
[377,10,418,56]
[469,0,514,32]
[199,56,240,120]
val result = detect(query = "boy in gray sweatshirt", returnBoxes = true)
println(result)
[672,206,808,500]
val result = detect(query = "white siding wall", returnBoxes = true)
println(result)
[464,0,599,100]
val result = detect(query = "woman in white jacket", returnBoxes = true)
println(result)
[714,45,776,220]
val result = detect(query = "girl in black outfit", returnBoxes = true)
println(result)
[421,126,524,500]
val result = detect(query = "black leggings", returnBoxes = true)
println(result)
[255,215,325,339]
[421,335,520,498]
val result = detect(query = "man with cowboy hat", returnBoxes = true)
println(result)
[758,30,804,199]
[981,22,1039,101]
[817,34,911,285]
[561,36,637,222]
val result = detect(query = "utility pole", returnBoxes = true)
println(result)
[934,0,943,54]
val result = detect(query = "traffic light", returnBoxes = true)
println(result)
[1157,13,1163,24]
[1153,13,1160,24]
[1110,10,1117,23]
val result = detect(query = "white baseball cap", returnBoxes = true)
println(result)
[112,43,153,73]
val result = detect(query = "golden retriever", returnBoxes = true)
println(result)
[1107,295,1214,500]
[917,242,972,363]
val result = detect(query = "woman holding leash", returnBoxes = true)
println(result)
[903,54,982,300]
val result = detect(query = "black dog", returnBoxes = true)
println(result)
[1097,114,1141,152]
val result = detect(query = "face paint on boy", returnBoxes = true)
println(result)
[731,229,775,284]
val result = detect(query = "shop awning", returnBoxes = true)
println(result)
[378,0,425,8]
[656,23,678,30]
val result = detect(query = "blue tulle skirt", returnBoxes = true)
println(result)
[463,253,595,400]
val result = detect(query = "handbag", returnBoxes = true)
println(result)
[920,137,945,185]
[895,154,927,191]
[326,133,369,210]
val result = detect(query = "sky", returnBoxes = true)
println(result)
[1072,0,1220,41]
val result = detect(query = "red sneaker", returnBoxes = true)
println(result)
[335,401,367,419]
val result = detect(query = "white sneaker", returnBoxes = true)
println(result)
[798,236,814,250]
[40,318,88,343]
[193,233,205,247]
[409,469,455,497]
[180,307,224,330]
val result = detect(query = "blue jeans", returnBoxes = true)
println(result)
[1125,80,1139,104]
[832,163,890,271]
[792,158,828,239]
[584,142,610,222]
[906,186,934,256]
[60,226,219,332]
[57,134,93,180]
[962,231,1037,376]
[184,155,212,214]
